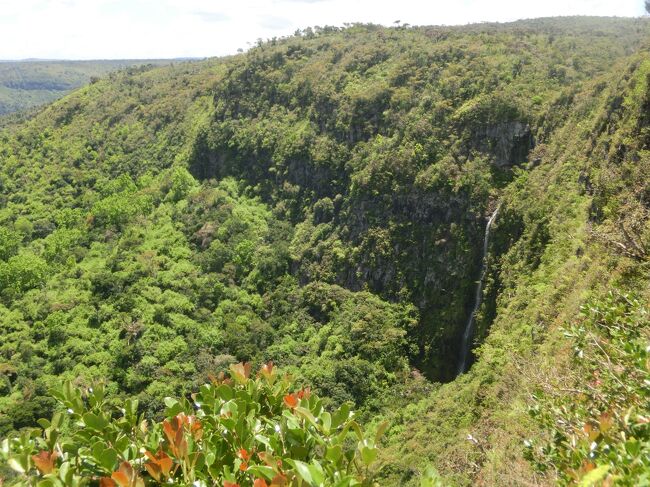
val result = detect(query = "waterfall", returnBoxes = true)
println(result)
[456,205,500,376]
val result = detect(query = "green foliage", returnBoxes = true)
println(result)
[91,178,153,228]
[0,228,20,261]
[167,166,198,202]
[1,363,384,486]
[0,252,48,296]
[0,16,649,487]
[188,17,650,379]
[528,293,650,485]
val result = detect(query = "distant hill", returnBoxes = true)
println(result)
[0,59,183,115]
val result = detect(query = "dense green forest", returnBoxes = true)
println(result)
[0,16,649,486]
[0,60,175,116]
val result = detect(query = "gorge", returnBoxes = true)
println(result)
[0,16,649,486]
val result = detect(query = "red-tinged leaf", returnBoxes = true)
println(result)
[254,479,269,487]
[190,418,203,440]
[582,423,599,441]
[223,482,240,487]
[111,471,130,487]
[270,473,288,487]
[163,415,189,458]
[258,451,280,470]
[580,461,596,474]
[174,418,185,452]
[162,419,175,445]
[112,461,141,487]
[158,451,173,476]
[210,370,234,386]
[32,450,58,474]
[240,462,248,471]
[239,448,251,461]
[99,478,117,487]
[297,387,311,400]
[598,412,613,433]
[144,449,173,481]
[260,361,274,379]
[144,463,162,482]
[118,462,134,478]
[230,362,252,383]
[283,394,298,409]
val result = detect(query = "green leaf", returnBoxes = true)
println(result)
[349,421,363,440]
[36,479,60,487]
[625,439,640,457]
[163,397,178,408]
[58,461,70,482]
[374,420,389,443]
[326,445,342,463]
[99,448,118,471]
[320,412,331,434]
[82,412,108,431]
[255,434,273,451]
[290,459,313,485]
[216,384,234,401]
[247,465,276,480]
[125,398,139,418]
[420,466,444,487]
[294,406,318,427]
[578,465,610,487]
[331,403,351,429]
[308,460,325,486]
[88,385,105,408]
[221,400,238,417]
[51,412,63,429]
[8,457,26,473]
[360,445,377,466]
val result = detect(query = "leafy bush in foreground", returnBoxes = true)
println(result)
[527,293,650,485]
[1,362,385,486]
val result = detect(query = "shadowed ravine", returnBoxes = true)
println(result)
[457,205,500,376]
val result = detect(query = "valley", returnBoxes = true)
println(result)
[0,17,648,486]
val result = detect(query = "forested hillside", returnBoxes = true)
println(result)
[0,60,174,116]
[0,17,649,486]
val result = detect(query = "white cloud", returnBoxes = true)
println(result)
[0,0,644,59]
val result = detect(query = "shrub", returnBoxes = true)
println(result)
[527,293,650,485]
[1,362,385,486]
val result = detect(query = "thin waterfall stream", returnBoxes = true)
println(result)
[456,205,500,376]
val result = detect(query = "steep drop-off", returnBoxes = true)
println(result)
[187,17,650,380]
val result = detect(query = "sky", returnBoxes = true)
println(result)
[0,0,646,60]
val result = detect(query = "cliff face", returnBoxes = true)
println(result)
[472,120,534,167]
